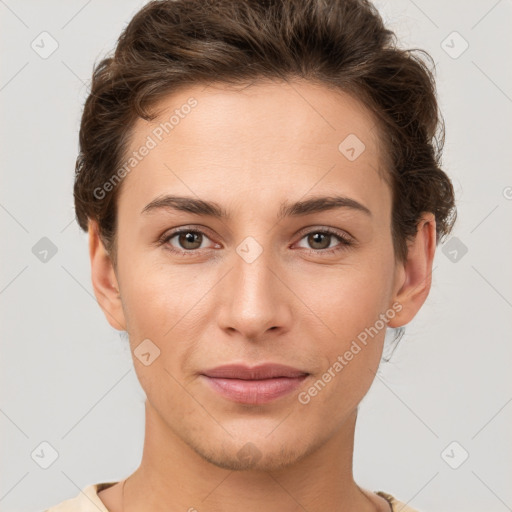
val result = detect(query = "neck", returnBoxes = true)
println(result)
[119,401,381,512]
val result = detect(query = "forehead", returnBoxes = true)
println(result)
[117,79,390,219]
[135,79,382,159]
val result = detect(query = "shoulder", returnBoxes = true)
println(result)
[43,482,118,512]
[376,491,421,512]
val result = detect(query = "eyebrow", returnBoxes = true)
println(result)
[141,194,372,220]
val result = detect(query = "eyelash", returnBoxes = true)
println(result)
[158,226,354,257]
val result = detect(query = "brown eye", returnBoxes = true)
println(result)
[296,228,354,255]
[307,232,332,250]
[163,229,214,253]
[176,231,203,250]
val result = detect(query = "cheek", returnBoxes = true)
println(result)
[298,275,390,414]
[298,262,394,343]
[293,253,395,397]
[117,250,190,331]
[118,257,212,381]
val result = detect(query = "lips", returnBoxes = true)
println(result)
[200,364,309,404]
[202,363,308,380]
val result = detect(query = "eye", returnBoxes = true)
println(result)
[295,228,354,255]
[161,228,218,255]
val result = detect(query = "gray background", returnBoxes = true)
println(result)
[1,1,511,511]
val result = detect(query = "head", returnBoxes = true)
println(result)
[77,0,456,471]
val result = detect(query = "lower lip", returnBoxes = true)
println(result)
[201,375,308,404]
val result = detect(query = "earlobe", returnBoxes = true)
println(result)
[387,212,437,328]
[88,219,127,331]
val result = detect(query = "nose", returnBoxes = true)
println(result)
[216,244,293,341]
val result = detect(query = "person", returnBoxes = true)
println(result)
[44,0,456,510]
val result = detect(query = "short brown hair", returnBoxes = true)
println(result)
[74,0,456,265]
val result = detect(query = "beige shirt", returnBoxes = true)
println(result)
[43,481,420,511]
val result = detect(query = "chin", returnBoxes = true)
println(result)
[186,431,319,472]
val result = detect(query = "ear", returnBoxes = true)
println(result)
[387,212,437,328]
[88,219,127,331]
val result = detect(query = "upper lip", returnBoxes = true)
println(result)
[201,363,309,380]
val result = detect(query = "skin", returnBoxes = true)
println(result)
[90,79,436,512]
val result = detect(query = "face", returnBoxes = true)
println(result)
[91,79,433,472]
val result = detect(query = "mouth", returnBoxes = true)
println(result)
[200,363,310,405]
